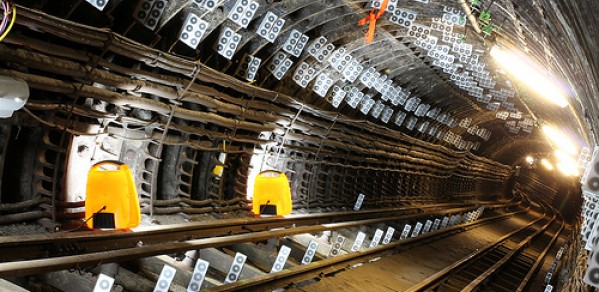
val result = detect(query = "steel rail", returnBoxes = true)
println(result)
[0,201,518,262]
[516,214,565,291]
[0,202,472,260]
[461,213,558,291]
[0,204,516,277]
[206,210,529,292]
[404,210,550,291]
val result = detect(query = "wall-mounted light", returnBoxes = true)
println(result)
[557,159,579,177]
[554,149,580,177]
[542,125,578,156]
[525,156,534,164]
[541,158,554,171]
[490,44,569,108]
[0,76,29,118]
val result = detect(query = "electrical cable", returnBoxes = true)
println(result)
[22,107,99,136]
[62,206,107,232]
[0,1,9,33]
[0,4,15,43]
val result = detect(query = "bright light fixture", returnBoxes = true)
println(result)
[490,45,569,108]
[542,125,578,156]
[525,156,534,164]
[554,150,580,177]
[541,158,554,171]
[556,159,579,177]
[554,150,569,161]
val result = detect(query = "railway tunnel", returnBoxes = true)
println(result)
[0,0,597,291]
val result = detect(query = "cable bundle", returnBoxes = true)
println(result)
[0,0,15,43]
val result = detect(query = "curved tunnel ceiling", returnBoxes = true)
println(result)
[183,1,594,162]
[156,0,595,161]
[4,0,597,164]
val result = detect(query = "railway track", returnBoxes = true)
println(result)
[210,210,531,292]
[0,198,544,291]
[0,202,515,276]
[0,200,522,263]
[483,215,565,292]
[405,208,563,292]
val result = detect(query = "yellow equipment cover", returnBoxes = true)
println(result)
[252,171,292,216]
[85,161,141,229]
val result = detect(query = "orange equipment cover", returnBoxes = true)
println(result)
[85,161,141,229]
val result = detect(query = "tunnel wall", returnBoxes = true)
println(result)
[0,5,512,224]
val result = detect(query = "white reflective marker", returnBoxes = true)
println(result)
[351,232,366,252]
[328,235,346,257]
[400,224,412,240]
[411,222,423,237]
[271,245,291,273]
[354,193,365,210]
[154,265,177,292]
[382,226,395,244]
[187,259,210,292]
[93,274,114,292]
[369,229,384,248]
[422,220,432,234]
[224,253,247,284]
[301,240,319,265]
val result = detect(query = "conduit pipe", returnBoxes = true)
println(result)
[459,0,483,34]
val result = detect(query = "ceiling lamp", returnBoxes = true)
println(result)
[490,44,569,108]
[556,159,579,177]
[554,150,580,177]
[542,125,579,156]
[541,159,554,171]
[525,156,534,164]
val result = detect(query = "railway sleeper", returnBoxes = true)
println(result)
[480,250,507,263]
[458,269,485,281]
[483,283,513,292]
[441,277,472,291]
[460,264,491,277]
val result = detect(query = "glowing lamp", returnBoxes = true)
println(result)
[541,159,554,171]
[542,125,578,156]
[525,156,534,164]
[490,45,568,108]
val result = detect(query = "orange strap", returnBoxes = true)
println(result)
[357,0,389,43]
